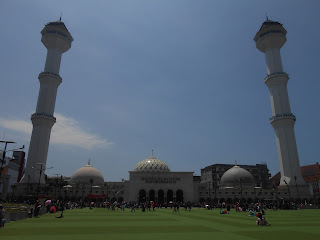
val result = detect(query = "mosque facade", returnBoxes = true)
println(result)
[27,154,310,204]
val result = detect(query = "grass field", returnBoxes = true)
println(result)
[1,208,320,240]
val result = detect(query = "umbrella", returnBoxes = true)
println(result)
[169,201,173,204]
[50,206,56,213]
[91,202,94,205]
[45,200,52,206]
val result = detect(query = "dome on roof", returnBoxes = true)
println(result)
[220,165,254,187]
[70,163,104,185]
[134,155,170,172]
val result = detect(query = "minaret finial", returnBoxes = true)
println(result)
[152,149,154,156]
[60,12,62,21]
[88,158,91,165]
[266,12,269,21]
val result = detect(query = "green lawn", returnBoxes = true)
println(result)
[1,208,320,240]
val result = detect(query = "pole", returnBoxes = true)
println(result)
[239,177,243,202]
[284,180,291,201]
[208,181,211,205]
[36,164,43,199]
[294,176,300,202]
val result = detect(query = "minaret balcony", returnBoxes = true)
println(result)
[269,113,296,123]
[39,72,62,81]
[264,72,288,81]
[31,112,56,121]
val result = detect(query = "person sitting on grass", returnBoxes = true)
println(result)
[256,217,271,226]
[248,210,255,217]
[220,209,229,214]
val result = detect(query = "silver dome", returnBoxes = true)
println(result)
[70,164,104,185]
[134,155,170,172]
[220,165,254,187]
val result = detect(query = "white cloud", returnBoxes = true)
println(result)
[0,113,112,150]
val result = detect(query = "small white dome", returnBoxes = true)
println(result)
[220,165,254,187]
[70,164,104,185]
[134,155,170,172]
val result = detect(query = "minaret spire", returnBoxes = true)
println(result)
[88,158,91,166]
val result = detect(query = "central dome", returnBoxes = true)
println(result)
[220,165,254,187]
[70,163,104,185]
[134,155,170,172]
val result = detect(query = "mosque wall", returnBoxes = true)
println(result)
[127,171,194,203]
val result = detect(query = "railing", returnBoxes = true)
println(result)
[42,30,72,43]
[269,113,296,122]
[255,29,286,42]
[31,112,56,121]
[39,72,62,81]
[264,72,288,81]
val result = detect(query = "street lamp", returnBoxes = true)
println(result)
[283,179,291,201]
[294,176,300,202]
[239,177,243,202]
[254,186,262,203]
[63,185,72,201]
[36,163,53,199]
[11,183,17,202]
[225,186,235,204]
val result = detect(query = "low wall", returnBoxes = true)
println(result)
[4,207,47,223]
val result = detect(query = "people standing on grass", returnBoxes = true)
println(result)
[0,205,6,228]
[28,203,34,218]
[34,201,41,217]
[131,203,135,212]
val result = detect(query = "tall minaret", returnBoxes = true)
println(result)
[254,20,305,186]
[20,21,73,185]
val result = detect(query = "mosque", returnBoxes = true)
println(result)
[43,155,303,204]
[11,19,315,203]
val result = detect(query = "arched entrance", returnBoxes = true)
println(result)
[158,190,164,204]
[149,190,155,202]
[139,189,146,203]
[167,190,173,202]
[176,190,183,202]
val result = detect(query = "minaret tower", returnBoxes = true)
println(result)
[254,20,305,187]
[20,21,73,185]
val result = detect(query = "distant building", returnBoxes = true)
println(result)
[201,163,272,189]
[0,151,25,200]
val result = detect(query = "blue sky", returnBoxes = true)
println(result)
[0,0,319,181]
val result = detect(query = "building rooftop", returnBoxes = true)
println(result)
[272,163,320,185]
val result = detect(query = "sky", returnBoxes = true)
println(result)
[0,0,319,181]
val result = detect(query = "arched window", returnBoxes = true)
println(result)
[167,190,173,202]
[176,190,183,203]
[149,190,155,202]
[139,189,146,203]
[158,189,164,204]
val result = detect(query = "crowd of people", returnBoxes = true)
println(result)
[2,198,313,229]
